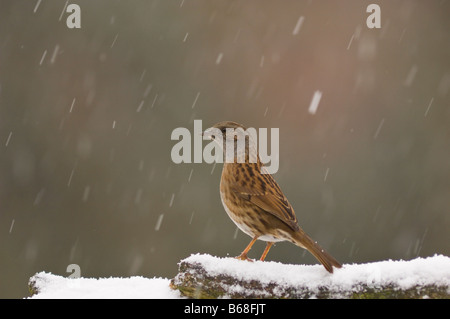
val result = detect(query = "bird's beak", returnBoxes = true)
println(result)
[201,127,210,139]
[202,127,220,140]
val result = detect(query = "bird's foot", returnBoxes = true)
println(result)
[235,254,254,262]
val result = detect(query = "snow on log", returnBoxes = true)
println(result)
[170,254,450,299]
[28,274,181,299]
[27,254,450,298]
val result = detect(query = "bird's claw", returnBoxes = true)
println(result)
[235,255,254,262]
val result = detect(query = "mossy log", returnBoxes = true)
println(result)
[170,254,450,299]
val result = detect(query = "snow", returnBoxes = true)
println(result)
[33,0,42,13]
[28,254,450,298]
[181,254,450,297]
[5,131,13,147]
[215,53,224,64]
[308,90,322,115]
[292,16,305,35]
[28,274,182,299]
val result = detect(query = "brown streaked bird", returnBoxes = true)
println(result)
[203,121,342,273]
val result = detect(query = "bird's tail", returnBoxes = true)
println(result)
[293,230,342,273]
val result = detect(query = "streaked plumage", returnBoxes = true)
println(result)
[204,121,342,273]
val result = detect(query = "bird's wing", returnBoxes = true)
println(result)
[231,171,299,232]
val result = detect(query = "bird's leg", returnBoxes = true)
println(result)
[236,236,258,261]
[259,242,274,261]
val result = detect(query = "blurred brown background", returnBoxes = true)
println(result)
[1,0,449,298]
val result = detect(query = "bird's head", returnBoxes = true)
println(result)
[202,121,247,144]
[203,121,258,163]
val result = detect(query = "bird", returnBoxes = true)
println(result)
[202,121,342,273]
